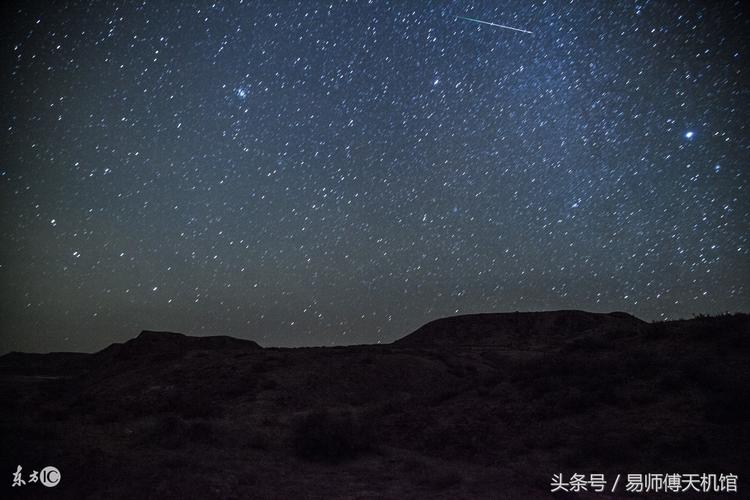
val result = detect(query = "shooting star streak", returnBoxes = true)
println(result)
[456,16,533,35]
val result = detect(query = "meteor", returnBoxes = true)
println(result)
[456,15,533,35]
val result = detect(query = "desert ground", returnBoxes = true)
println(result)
[1,310,747,498]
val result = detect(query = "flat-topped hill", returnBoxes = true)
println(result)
[395,309,646,348]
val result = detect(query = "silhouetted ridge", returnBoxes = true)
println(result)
[0,351,90,375]
[394,310,646,348]
[136,330,187,341]
[1,312,748,498]
[94,330,261,361]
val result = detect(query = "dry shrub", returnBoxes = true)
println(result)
[291,410,373,463]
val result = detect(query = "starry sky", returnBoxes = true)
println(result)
[2,1,748,353]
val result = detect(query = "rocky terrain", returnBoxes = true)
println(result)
[1,310,748,498]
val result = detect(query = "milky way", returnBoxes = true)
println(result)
[2,1,748,352]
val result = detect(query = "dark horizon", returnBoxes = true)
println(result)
[2,308,748,356]
[2,308,747,498]
[2,1,748,354]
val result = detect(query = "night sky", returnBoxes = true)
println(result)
[2,1,748,353]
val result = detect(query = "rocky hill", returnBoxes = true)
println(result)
[394,310,646,348]
[1,312,748,498]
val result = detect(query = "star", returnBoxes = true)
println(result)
[235,86,248,100]
[2,0,747,351]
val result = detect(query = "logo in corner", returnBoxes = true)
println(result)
[40,466,61,487]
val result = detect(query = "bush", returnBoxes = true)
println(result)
[291,410,373,463]
[143,415,217,449]
[247,429,272,450]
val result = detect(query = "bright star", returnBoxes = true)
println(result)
[235,86,248,100]
[685,131,694,139]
